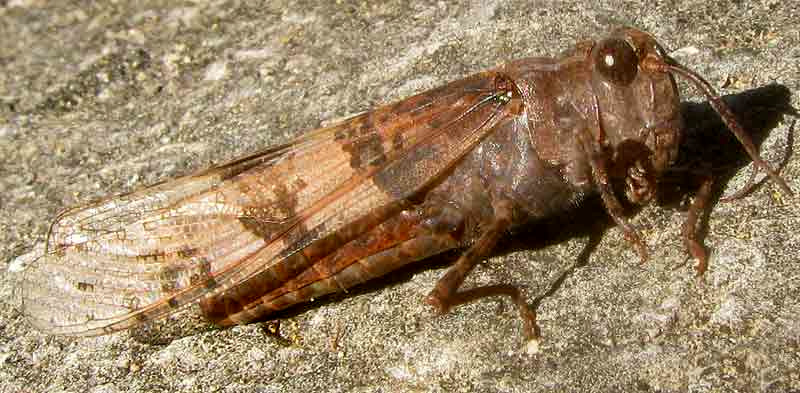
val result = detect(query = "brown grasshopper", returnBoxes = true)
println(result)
[20,27,792,342]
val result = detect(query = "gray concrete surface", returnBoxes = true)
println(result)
[1,1,798,392]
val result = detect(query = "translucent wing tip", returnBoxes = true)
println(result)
[16,245,136,337]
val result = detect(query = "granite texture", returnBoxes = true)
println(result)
[1,1,798,392]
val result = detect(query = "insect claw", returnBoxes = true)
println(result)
[617,219,650,262]
[687,241,708,276]
[520,303,541,344]
[425,292,451,315]
[631,236,649,263]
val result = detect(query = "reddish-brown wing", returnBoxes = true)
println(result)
[21,71,519,336]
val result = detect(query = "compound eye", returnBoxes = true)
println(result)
[593,38,639,86]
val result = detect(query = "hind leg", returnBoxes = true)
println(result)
[426,197,541,342]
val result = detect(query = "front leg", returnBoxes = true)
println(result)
[682,175,713,276]
[426,197,540,342]
[577,127,649,261]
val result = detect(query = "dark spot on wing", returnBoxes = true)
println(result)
[204,277,219,290]
[139,249,167,262]
[239,217,287,240]
[292,177,307,191]
[341,132,387,169]
[189,257,213,286]
[238,182,300,241]
[177,247,197,258]
[124,295,141,311]
[158,264,181,293]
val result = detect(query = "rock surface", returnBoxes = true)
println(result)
[1,1,798,392]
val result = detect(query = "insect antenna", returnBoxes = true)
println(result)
[658,60,793,196]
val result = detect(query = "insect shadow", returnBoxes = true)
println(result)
[132,84,795,346]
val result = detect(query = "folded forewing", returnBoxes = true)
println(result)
[22,71,519,335]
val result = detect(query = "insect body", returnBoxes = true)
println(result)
[21,28,791,340]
